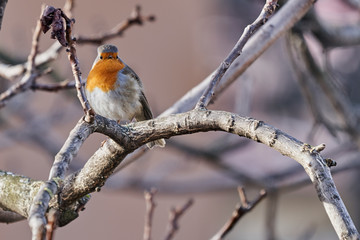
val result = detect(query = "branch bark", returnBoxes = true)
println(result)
[1,108,358,238]
[55,109,358,239]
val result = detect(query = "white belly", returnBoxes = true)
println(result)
[86,87,141,121]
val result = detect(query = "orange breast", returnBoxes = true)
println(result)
[86,58,125,92]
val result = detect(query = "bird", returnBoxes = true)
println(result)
[85,44,165,148]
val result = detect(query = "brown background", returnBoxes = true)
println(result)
[0,0,359,239]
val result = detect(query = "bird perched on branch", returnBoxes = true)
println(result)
[85,44,165,148]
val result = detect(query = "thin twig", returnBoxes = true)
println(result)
[211,188,267,240]
[0,7,44,108]
[60,10,93,122]
[76,5,155,45]
[195,0,278,109]
[144,189,157,240]
[163,199,193,240]
[30,79,77,92]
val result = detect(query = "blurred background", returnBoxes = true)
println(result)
[0,0,360,239]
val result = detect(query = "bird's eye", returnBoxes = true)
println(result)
[100,56,103,59]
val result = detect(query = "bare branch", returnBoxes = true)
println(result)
[161,0,316,117]
[53,108,358,239]
[76,5,155,45]
[143,189,157,240]
[0,8,45,108]
[114,0,317,174]
[195,0,278,109]
[211,188,267,240]
[0,42,62,81]
[163,199,193,240]
[287,30,360,147]
[28,117,94,239]
[30,79,77,92]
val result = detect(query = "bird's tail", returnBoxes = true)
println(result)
[146,138,166,149]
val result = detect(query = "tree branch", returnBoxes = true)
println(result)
[53,108,358,239]
[114,0,317,172]
[0,8,45,108]
[163,198,193,240]
[211,188,267,240]
[61,9,93,121]
[1,106,358,238]
[76,5,155,45]
[195,0,278,109]
[143,189,157,240]
[28,117,93,240]
[161,0,316,117]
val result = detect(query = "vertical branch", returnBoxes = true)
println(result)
[61,11,94,122]
[144,189,157,240]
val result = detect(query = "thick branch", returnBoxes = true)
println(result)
[0,171,43,218]
[53,109,358,239]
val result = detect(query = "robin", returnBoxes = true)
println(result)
[85,44,165,148]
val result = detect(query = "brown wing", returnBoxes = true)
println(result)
[121,65,153,121]
[137,91,154,121]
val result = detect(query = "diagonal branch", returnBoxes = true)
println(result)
[76,5,155,45]
[195,0,278,109]
[211,188,267,240]
[0,7,45,108]
[163,198,194,240]
[161,0,316,116]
